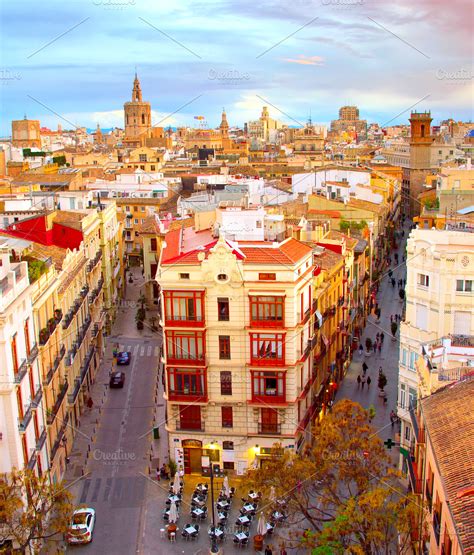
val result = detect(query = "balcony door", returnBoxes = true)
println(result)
[261,408,278,434]
[180,405,201,430]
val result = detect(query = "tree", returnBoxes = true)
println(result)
[378,372,387,391]
[244,400,421,553]
[391,321,398,338]
[398,289,405,301]
[0,468,73,552]
[365,337,372,353]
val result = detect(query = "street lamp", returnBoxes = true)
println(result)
[208,442,219,554]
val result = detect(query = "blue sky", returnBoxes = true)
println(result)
[1,0,472,136]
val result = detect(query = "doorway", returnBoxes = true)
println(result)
[183,447,202,474]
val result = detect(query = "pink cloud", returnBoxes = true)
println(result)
[283,55,324,66]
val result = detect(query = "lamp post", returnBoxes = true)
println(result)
[209,443,219,554]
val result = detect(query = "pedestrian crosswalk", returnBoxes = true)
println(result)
[118,344,160,358]
[79,476,146,508]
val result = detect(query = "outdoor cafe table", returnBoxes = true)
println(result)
[208,528,224,538]
[248,492,259,500]
[217,500,230,510]
[184,525,198,535]
[168,495,181,503]
[236,515,250,525]
[163,508,179,520]
[192,507,205,517]
[234,532,248,541]
[192,495,206,505]
[195,483,208,493]
[272,510,285,522]
[241,504,255,513]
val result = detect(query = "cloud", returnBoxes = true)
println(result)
[282,55,324,66]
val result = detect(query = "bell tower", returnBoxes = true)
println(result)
[124,73,152,140]
[408,111,434,217]
[219,108,229,138]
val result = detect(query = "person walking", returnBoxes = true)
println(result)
[358,344,363,357]
[378,342,382,354]
[373,340,377,353]
[362,362,368,375]
[367,376,371,388]
[265,546,274,555]
[378,366,383,377]
[383,392,388,405]
[361,376,366,389]
[357,375,361,388]
[390,410,396,427]
[380,332,385,343]
[391,277,396,288]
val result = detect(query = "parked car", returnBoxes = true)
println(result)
[66,507,96,544]
[117,351,131,365]
[109,371,125,388]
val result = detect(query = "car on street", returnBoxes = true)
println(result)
[117,351,131,365]
[109,371,125,388]
[66,507,96,545]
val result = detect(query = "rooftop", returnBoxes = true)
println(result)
[421,379,474,553]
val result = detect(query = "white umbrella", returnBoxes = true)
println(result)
[223,475,230,497]
[172,473,180,495]
[168,501,178,523]
[257,513,267,536]
[269,486,276,502]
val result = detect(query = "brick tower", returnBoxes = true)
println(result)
[124,73,151,139]
[408,111,434,217]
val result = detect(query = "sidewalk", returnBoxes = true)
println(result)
[336,223,409,459]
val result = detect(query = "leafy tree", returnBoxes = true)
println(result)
[27,260,47,283]
[0,468,73,552]
[244,400,421,553]
[365,337,372,352]
[391,321,398,337]
[52,155,67,166]
[399,289,405,301]
[378,372,388,391]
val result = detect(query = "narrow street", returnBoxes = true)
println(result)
[336,222,410,456]
[60,267,162,555]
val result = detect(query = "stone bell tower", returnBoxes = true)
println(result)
[408,111,434,217]
[124,73,152,139]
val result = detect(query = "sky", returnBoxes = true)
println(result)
[0,0,472,136]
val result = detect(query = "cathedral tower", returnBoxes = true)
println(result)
[124,73,151,139]
[408,111,434,216]
[219,108,229,138]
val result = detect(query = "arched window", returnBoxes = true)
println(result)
[142,113,145,124]
[420,124,425,138]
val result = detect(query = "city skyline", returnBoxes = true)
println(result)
[1,0,472,136]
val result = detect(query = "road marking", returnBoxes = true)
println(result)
[140,346,145,356]
[133,345,139,356]
[147,345,152,356]
[154,346,159,357]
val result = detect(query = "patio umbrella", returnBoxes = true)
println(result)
[269,486,276,502]
[257,513,267,536]
[172,473,181,495]
[223,475,230,497]
[168,501,178,524]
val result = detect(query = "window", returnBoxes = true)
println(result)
[151,165,155,171]
[404,424,410,441]
[125,205,130,212]
[415,304,428,331]
[401,348,407,366]
[217,273,228,282]
[256,220,262,228]
[134,219,138,224]
[179,273,190,280]
[139,153,147,162]
[166,331,205,363]
[250,333,285,366]
[219,336,231,359]
[417,274,429,288]
[409,351,417,370]
[259,273,276,281]
[164,291,204,325]
[24,319,31,356]
[260,407,279,433]
[217,298,229,321]
[456,279,473,292]
[221,406,233,428]
[150,238,157,252]
[453,311,471,335]
[252,371,286,403]
[167,368,207,401]
[220,371,232,395]
[400,383,406,409]
[250,296,284,327]
[408,387,417,410]
[223,441,234,450]
[141,206,145,212]
[11,334,18,374]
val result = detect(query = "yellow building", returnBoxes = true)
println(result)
[138,215,166,306]
[123,146,164,172]
[12,117,41,148]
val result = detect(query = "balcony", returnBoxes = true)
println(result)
[165,315,205,328]
[36,428,47,451]
[47,381,68,425]
[168,388,208,403]
[258,422,281,435]
[175,419,205,432]
[50,413,69,464]
[31,386,43,408]
[251,392,287,405]
[18,405,33,432]
[87,249,102,273]
[250,317,284,329]
[27,448,37,471]
[88,277,104,305]
[43,351,62,386]
[407,456,423,495]
[68,378,81,405]
[27,343,38,365]
[433,511,441,546]
[167,353,206,366]
[14,359,28,384]
[63,286,90,330]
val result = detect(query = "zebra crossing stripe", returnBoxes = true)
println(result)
[147,345,152,356]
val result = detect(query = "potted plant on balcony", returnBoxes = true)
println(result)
[54,308,62,322]
[47,318,56,333]
[39,328,50,345]
[365,337,373,356]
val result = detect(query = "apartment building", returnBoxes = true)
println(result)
[397,226,474,475]
[0,245,47,476]
[158,228,317,473]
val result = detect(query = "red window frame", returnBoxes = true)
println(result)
[219,336,231,359]
[24,319,31,356]
[258,273,276,281]
[21,436,28,464]
[250,333,285,366]
[166,330,206,365]
[17,387,24,420]
[164,290,205,327]
[217,298,229,321]
[220,371,232,395]
[249,296,284,328]
[11,334,19,374]
[150,238,157,252]
[221,406,233,428]
[167,367,207,402]
[251,370,286,404]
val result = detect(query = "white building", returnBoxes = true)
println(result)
[0,245,48,475]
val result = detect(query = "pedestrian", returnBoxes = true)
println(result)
[376,332,380,341]
[265,546,274,555]
[156,467,161,481]
[378,342,382,354]
[373,341,377,353]
[87,397,93,410]
[377,308,381,320]
[403,278,406,287]
[362,362,368,375]
[279,544,287,555]
[383,392,388,405]
[390,410,396,426]
[357,375,361,388]
[361,376,366,389]
[378,366,383,376]
[380,332,385,343]
[359,344,363,356]
[367,376,371,387]
[390,315,393,323]
[388,269,393,278]
[391,277,396,288]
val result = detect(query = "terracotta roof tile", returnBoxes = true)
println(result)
[421,379,474,553]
